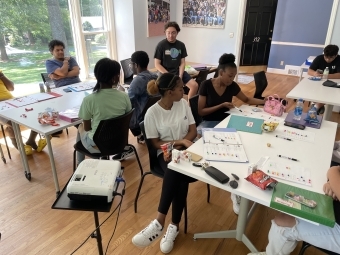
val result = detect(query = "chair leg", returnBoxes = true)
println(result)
[206,184,210,203]
[66,128,69,135]
[1,125,11,159]
[73,150,77,172]
[134,171,153,213]
[129,144,143,176]
[298,242,311,255]
[184,200,188,234]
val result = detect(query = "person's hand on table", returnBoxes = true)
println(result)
[223,102,234,109]
[323,182,338,200]
[180,139,193,149]
[313,70,323,77]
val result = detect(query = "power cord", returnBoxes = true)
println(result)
[70,179,126,255]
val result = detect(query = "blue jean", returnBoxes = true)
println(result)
[76,123,100,165]
[197,120,220,135]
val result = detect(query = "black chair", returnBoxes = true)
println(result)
[134,122,210,234]
[73,109,143,176]
[120,58,134,85]
[189,95,202,127]
[140,95,161,120]
[195,69,210,91]
[253,71,268,100]
[299,241,339,255]
[0,124,11,161]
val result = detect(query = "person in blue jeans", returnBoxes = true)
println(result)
[76,58,131,165]
[112,51,158,161]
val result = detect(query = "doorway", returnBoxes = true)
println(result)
[240,0,278,66]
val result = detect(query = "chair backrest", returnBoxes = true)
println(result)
[93,109,134,156]
[253,71,268,99]
[120,58,134,80]
[41,73,54,84]
[195,69,210,90]
[139,121,163,177]
[189,94,202,127]
[141,95,161,120]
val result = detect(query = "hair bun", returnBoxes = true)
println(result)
[219,53,236,65]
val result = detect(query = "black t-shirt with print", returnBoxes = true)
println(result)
[309,55,340,74]
[154,39,188,75]
[199,79,241,121]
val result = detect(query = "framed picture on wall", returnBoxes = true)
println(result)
[147,0,170,37]
[182,0,227,29]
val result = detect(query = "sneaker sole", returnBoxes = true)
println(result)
[132,236,159,248]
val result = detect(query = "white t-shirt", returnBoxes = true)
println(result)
[144,98,195,154]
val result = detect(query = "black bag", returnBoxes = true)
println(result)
[322,80,339,88]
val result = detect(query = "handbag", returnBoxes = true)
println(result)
[264,94,286,116]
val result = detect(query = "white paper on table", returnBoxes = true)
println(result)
[0,101,16,112]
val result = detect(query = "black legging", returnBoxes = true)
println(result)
[157,154,196,224]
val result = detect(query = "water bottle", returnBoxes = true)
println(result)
[39,83,45,93]
[323,67,329,80]
[293,98,303,120]
[45,82,51,93]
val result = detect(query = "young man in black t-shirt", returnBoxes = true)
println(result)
[308,44,340,112]
[154,21,198,100]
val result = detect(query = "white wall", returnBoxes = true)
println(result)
[330,4,340,45]
[113,0,135,61]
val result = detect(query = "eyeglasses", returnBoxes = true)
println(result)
[229,173,239,189]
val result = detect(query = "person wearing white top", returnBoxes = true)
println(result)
[132,73,197,254]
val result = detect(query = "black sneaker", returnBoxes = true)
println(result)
[137,134,145,144]
[112,146,135,161]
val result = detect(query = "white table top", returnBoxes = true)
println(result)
[168,106,337,207]
[286,78,340,106]
[0,91,85,135]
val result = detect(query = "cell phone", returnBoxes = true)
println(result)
[284,122,306,130]
[63,88,72,93]
[316,69,323,74]
[285,191,317,208]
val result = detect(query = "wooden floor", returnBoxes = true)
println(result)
[1,71,339,255]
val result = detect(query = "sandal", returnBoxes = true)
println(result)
[24,145,33,156]
[36,138,47,152]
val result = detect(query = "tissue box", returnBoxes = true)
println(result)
[305,56,316,66]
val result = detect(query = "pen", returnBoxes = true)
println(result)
[213,135,224,142]
[278,155,298,161]
[276,135,292,141]
[234,105,243,112]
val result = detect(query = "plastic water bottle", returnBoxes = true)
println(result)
[293,98,303,120]
[45,82,51,93]
[39,83,45,93]
[323,67,329,80]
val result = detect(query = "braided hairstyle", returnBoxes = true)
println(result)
[93,58,121,93]
[147,73,180,96]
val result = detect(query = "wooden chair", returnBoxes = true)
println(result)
[298,241,339,255]
[72,109,143,176]
[120,58,134,85]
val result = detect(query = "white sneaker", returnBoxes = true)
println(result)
[160,223,179,254]
[231,193,241,215]
[247,252,267,255]
[132,219,163,248]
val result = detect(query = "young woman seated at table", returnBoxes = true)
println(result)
[197,53,265,215]
[248,166,340,255]
[76,58,131,165]
[197,53,265,134]
[132,73,197,254]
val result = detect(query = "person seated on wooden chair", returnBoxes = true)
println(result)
[132,73,197,254]
[197,53,265,215]
[112,51,158,161]
[0,70,47,155]
[307,44,340,114]
[76,58,131,165]
[154,21,198,100]
[45,39,81,88]
[248,166,340,255]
